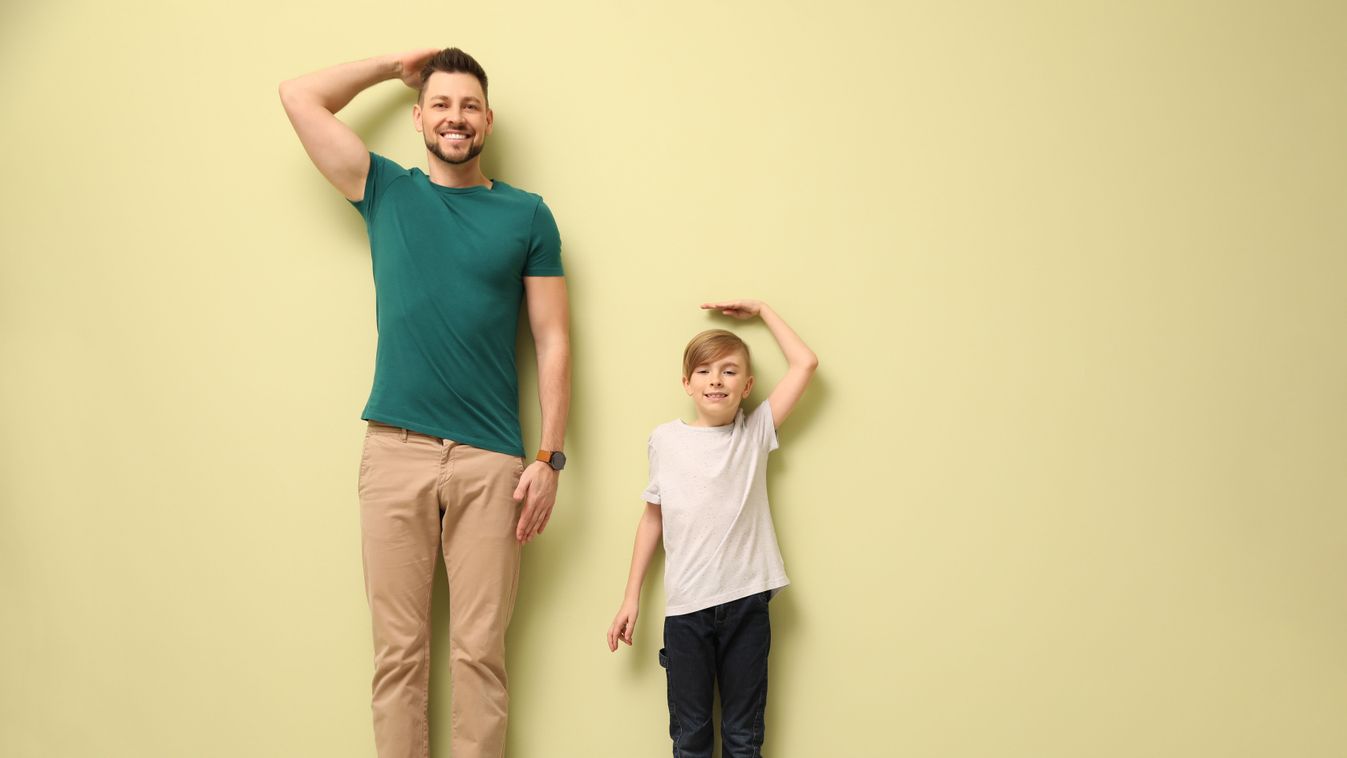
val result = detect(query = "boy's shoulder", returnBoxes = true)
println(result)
[647,419,684,446]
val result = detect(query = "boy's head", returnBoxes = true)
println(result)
[682,330,754,420]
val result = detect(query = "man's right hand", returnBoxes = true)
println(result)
[395,48,442,89]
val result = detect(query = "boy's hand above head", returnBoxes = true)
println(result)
[703,299,818,428]
[607,601,640,652]
[701,300,764,320]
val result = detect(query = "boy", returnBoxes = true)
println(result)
[607,299,818,758]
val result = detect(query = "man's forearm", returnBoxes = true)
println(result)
[535,339,571,452]
[280,55,402,114]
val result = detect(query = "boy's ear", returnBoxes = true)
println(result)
[743,376,755,396]
[682,376,692,395]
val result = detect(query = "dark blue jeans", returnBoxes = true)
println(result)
[660,591,772,757]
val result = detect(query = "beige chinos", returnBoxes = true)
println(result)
[358,421,525,758]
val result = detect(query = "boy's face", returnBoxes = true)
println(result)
[683,350,754,422]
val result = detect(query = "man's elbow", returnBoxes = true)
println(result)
[534,329,571,359]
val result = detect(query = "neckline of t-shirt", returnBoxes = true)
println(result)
[417,170,501,194]
[677,411,742,432]
[429,179,498,194]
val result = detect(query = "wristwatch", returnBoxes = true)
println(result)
[536,449,566,471]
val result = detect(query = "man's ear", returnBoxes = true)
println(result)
[485,107,494,136]
[412,104,423,133]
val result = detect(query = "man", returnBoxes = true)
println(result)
[279,48,570,758]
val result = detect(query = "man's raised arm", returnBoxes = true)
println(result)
[279,49,437,200]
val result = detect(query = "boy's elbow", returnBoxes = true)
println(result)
[278,79,309,111]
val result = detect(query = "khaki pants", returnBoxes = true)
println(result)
[358,421,525,758]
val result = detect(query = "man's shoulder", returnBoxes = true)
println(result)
[488,181,557,220]
[370,152,415,178]
[486,179,541,201]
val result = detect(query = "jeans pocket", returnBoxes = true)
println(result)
[659,648,681,748]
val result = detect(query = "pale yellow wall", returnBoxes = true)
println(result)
[2,1,1345,756]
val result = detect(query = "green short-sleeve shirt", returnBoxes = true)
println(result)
[350,153,564,456]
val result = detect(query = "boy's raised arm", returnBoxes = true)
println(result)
[702,300,818,428]
[278,49,437,200]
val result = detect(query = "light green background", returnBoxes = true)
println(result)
[2,1,1344,756]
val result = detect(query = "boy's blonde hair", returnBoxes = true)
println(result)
[682,329,752,379]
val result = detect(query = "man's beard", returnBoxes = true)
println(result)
[425,133,484,166]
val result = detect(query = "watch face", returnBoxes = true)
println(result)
[551,451,567,470]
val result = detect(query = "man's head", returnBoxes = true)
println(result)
[417,48,488,103]
[682,330,754,420]
[412,48,492,167]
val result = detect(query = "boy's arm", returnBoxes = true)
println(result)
[278,49,437,200]
[607,503,663,651]
[702,300,818,428]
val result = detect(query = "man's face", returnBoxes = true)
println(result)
[413,71,493,166]
[683,351,754,421]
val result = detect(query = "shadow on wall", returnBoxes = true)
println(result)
[760,371,826,752]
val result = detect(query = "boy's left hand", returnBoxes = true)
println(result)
[701,299,764,320]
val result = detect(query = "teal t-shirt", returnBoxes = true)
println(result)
[350,152,564,456]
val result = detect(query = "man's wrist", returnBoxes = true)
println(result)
[535,449,566,471]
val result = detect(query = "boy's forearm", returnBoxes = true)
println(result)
[759,304,818,370]
[622,510,663,603]
[280,55,401,115]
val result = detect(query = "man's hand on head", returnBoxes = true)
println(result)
[396,48,442,89]
[513,460,559,544]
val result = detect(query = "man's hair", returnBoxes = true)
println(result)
[418,48,489,102]
[682,330,752,380]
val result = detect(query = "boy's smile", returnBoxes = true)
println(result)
[683,350,754,426]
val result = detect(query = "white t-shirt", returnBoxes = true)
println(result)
[643,401,790,616]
